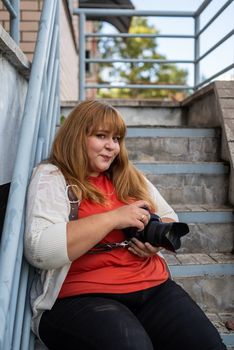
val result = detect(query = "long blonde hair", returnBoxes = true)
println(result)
[50,100,156,210]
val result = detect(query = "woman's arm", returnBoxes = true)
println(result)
[24,164,71,269]
[25,164,151,268]
[146,179,178,222]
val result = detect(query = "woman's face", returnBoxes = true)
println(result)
[86,128,121,177]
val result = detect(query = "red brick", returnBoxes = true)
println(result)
[39,1,44,11]
[21,11,41,21]
[20,41,35,52]
[22,31,37,42]
[0,11,9,21]
[2,21,10,31]
[20,21,39,31]
[21,1,39,11]
[26,52,33,62]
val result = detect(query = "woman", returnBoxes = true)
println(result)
[25,100,226,350]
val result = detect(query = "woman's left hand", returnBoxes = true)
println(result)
[128,238,160,258]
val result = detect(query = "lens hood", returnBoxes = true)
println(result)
[123,213,189,252]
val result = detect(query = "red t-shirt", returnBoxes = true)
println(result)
[58,174,168,298]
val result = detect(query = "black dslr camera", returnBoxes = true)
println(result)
[123,210,189,252]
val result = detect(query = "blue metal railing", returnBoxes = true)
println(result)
[73,0,234,100]
[0,1,60,349]
[2,0,20,44]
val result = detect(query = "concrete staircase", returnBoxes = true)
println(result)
[61,91,234,348]
[121,103,234,348]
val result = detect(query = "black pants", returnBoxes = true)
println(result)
[39,279,226,350]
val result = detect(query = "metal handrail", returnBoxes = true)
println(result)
[196,63,234,89]
[196,29,234,63]
[74,1,234,100]
[196,0,233,37]
[86,58,194,64]
[73,9,195,17]
[86,83,193,90]
[194,0,233,89]
[0,1,60,349]
[195,0,212,17]
[2,0,19,44]
[85,33,195,39]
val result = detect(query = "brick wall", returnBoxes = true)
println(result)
[0,1,10,31]
[0,0,79,101]
[0,1,101,101]
[60,0,79,102]
[0,0,43,61]
[20,0,42,61]
[85,21,99,99]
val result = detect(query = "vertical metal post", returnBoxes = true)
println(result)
[68,0,73,14]
[79,12,86,100]
[194,14,200,89]
[0,1,57,347]
[10,0,20,45]
[56,0,61,125]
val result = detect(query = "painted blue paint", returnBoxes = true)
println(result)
[86,58,194,64]
[79,12,86,100]
[221,334,234,348]
[170,263,234,277]
[0,1,60,348]
[73,8,194,17]
[74,4,234,96]
[86,33,195,39]
[2,0,20,44]
[134,162,229,174]
[195,64,234,89]
[2,0,17,17]
[126,127,219,138]
[85,84,193,90]
[177,211,234,223]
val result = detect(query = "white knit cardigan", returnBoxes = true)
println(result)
[24,163,178,343]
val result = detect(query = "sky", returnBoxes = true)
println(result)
[100,0,234,86]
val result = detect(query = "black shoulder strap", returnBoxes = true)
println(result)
[67,185,79,221]
[66,184,130,254]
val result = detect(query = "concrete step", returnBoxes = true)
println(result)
[112,103,183,126]
[205,312,234,349]
[134,161,229,205]
[178,222,234,254]
[126,127,221,162]
[175,204,234,223]
[174,206,234,254]
[164,253,234,314]
[61,101,184,126]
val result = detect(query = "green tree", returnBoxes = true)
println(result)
[98,17,188,100]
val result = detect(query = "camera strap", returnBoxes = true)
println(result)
[67,184,130,254]
[87,240,130,254]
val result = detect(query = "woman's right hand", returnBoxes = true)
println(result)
[110,200,150,231]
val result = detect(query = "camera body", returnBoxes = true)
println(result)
[123,212,189,252]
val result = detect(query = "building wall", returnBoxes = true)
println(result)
[0,25,29,236]
[0,0,43,62]
[60,0,79,103]
[85,20,99,99]
[0,52,28,185]
[0,0,79,102]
